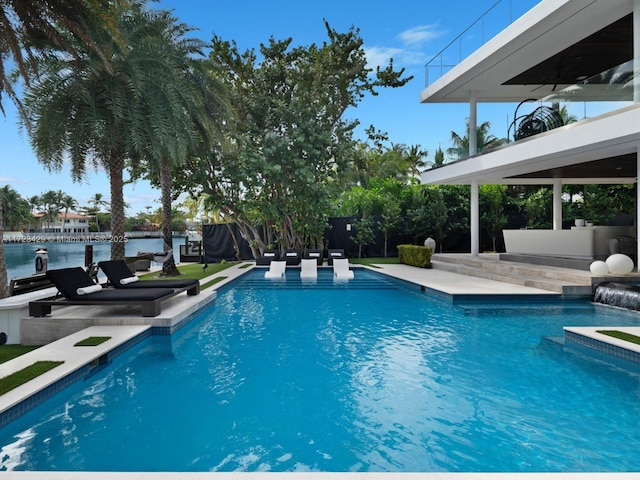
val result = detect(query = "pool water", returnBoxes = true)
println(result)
[1,268,640,472]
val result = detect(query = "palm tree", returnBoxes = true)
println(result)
[0,0,123,116]
[126,12,231,276]
[432,146,446,168]
[59,193,78,233]
[406,144,429,181]
[88,193,109,233]
[39,190,60,232]
[22,2,187,261]
[0,1,121,298]
[447,119,508,160]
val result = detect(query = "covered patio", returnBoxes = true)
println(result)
[420,0,640,269]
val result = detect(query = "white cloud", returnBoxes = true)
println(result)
[365,23,446,71]
[398,24,442,46]
[365,46,404,70]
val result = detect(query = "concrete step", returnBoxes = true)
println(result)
[430,254,593,295]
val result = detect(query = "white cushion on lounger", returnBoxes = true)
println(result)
[77,284,103,295]
[120,276,139,285]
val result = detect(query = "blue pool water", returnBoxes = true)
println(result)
[1,268,640,472]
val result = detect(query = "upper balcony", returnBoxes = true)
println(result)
[420,58,640,186]
[421,0,632,104]
[424,0,541,88]
[420,0,639,186]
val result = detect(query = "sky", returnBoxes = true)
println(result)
[0,0,541,217]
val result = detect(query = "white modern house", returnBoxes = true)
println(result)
[420,0,640,265]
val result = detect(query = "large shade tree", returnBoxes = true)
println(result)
[173,22,412,258]
[0,0,123,298]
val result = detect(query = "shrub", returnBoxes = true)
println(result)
[397,244,432,268]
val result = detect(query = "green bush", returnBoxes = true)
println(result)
[397,244,432,268]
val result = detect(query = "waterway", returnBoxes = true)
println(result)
[3,238,184,281]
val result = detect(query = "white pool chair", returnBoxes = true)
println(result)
[265,260,287,279]
[300,258,318,280]
[332,258,354,280]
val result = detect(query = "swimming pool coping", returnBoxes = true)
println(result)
[0,324,152,427]
[564,326,640,364]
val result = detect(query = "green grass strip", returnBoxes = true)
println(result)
[0,361,64,396]
[596,330,640,346]
[202,277,226,290]
[0,345,40,364]
[138,261,237,281]
[74,336,111,347]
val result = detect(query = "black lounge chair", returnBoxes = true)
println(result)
[306,249,324,266]
[256,249,280,266]
[327,249,346,266]
[29,267,179,318]
[98,260,200,296]
[283,249,301,266]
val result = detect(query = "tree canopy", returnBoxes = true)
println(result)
[172,21,412,257]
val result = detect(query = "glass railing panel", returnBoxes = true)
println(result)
[424,0,542,87]
[426,60,638,167]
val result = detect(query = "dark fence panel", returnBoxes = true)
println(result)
[202,217,441,263]
[202,224,253,263]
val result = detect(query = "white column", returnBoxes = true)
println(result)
[471,179,479,255]
[635,0,640,102]
[469,92,477,156]
[637,147,640,270]
[552,179,563,230]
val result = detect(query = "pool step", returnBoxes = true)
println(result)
[236,270,398,290]
[431,254,594,295]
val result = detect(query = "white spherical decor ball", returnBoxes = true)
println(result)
[605,254,634,275]
[589,260,609,275]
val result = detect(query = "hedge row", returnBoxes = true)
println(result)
[397,244,432,268]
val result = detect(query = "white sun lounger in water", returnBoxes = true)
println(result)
[332,258,354,280]
[300,258,318,280]
[265,260,287,279]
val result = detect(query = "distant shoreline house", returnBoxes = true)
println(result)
[32,212,91,235]
[420,0,640,263]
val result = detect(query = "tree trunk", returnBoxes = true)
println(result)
[160,158,180,276]
[384,233,388,258]
[235,219,264,259]
[224,222,241,260]
[108,150,126,261]
[0,198,8,299]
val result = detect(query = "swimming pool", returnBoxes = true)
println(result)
[1,268,640,472]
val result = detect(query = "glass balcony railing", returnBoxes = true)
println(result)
[507,59,636,142]
[428,60,638,168]
[424,0,542,87]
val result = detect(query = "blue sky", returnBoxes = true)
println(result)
[0,0,540,217]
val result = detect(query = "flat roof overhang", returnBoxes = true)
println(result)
[420,103,640,186]
[420,0,633,104]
